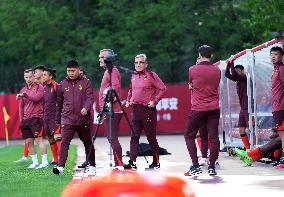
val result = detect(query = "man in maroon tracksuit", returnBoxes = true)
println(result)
[53,60,96,175]
[225,60,253,150]
[124,54,166,170]
[270,46,284,168]
[14,65,47,163]
[42,68,61,165]
[17,68,49,169]
[184,45,221,176]
[98,49,123,167]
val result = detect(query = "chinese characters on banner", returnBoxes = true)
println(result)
[0,84,191,139]
[156,97,178,121]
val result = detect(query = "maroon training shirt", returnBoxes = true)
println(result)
[43,81,57,120]
[127,70,166,106]
[271,62,284,112]
[19,82,44,122]
[189,61,221,111]
[225,61,248,110]
[56,75,94,125]
[99,67,122,112]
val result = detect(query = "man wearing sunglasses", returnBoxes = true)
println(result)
[124,54,166,170]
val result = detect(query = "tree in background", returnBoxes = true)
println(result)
[240,0,284,48]
[0,0,282,93]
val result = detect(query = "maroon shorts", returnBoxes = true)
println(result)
[20,117,43,139]
[43,119,60,137]
[272,110,284,127]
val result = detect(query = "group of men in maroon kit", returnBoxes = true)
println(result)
[16,42,284,175]
[16,66,61,169]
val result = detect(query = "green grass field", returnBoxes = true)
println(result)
[0,144,76,197]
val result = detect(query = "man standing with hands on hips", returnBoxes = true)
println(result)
[124,54,166,170]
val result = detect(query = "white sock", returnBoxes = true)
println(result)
[41,154,48,164]
[31,154,38,164]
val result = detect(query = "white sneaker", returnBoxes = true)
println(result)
[14,156,28,163]
[85,165,96,175]
[113,166,124,171]
[53,166,64,175]
[36,163,49,169]
[199,157,208,166]
[28,163,39,169]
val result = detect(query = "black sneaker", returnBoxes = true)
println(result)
[145,163,160,170]
[184,165,202,176]
[53,166,64,175]
[208,167,217,176]
[78,161,89,168]
[123,160,137,170]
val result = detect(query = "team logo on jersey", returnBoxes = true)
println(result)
[144,75,148,80]
[78,84,83,91]
[65,87,70,92]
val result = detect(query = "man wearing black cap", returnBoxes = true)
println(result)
[53,60,96,175]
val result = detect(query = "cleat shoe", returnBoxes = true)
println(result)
[123,160,137,170]
[28,163,39,169]
[145,163,160,170]
[14,156,28,163]
[78,161,89,168]
[274,157,284,168]
[36,163,49,169]
[53,166,64,175]
[235,148,247,160]
[235,148,253,166]
[184,165,202,176]
[243,154,253,166]
[208,167,217,176]
[199,157,208,166]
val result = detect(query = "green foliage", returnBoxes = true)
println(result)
[0,0,282,93]
[240,0,284,41]
[0,144,76,197]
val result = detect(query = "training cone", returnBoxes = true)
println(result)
[62,173,195,197]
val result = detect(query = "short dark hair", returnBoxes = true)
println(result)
[33,65,46,71]
[234,65,244,70]
[198,45,213,58]
[24,68,33,73]
[67,59,79,68]
[44,68,56,79]
[270,46,284,55]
